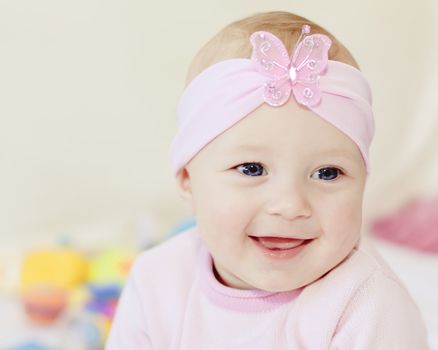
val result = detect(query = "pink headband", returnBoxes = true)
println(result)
[170,25,374,176]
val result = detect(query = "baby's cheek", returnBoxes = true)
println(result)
[323,198,362,240]
[197,187,243,229]
[195,189,249,259]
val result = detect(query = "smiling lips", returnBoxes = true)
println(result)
[249,235,310,260]
[249,236,306,250]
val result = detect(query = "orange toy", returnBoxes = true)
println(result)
[22,285,68,324]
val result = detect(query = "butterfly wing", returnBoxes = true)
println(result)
[250,31,291,77]
[291,34,331,106]
[263,77,292,107]
[291,81,322,107]
[250,31,292,106]
[292,34,331,77]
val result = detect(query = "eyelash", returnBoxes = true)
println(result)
[235,162,266,177]
[234,162,345,181]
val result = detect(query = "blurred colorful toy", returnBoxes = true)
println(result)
[88,248,134,285]
[22,285,68,325]
[19,248,89,324]
[20,248,89,291]
[84,248,136,341]
[16,244,136,347]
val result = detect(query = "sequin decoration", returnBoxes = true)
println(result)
[249,25,332,107]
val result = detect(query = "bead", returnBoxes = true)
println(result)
[302,25,311,34]
[272,90,282,100]
[261,57,273,70]
[303,88,313,98]
[266,82,276,93]
[307,60,317,70]
[264,82,282,101]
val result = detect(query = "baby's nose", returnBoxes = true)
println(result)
[264,181,312,220]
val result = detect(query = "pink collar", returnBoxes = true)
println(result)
[198,244,302,312]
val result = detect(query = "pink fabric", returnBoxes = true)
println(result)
[199,247,302,312]
[106,227,429,349]
[169,30,374,177]
[371,196,438,254]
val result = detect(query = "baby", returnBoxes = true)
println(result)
[106,11,429,349]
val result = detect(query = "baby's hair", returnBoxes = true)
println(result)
[186,11,359,86]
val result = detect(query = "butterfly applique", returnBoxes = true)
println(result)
[249,26,332,107]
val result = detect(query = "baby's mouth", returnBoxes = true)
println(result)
[248,236,307,250]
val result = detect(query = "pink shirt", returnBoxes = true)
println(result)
[106,227,429,349]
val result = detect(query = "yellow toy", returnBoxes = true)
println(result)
[20,248,89,290]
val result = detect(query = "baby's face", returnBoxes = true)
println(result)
[178,99,367,292]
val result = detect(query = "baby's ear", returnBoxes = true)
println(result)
[175,167,194,206]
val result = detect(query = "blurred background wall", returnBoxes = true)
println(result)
[1,0,437,247]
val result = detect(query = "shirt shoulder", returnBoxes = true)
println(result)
[287,236,429,349]
[329,238,430,348]
[106,226,203,349]
[130,226,202,293]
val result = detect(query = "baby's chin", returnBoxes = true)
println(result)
[244,271,321,293]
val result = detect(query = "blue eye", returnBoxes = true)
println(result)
[312,167,342,181]
[236,162,266,176]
